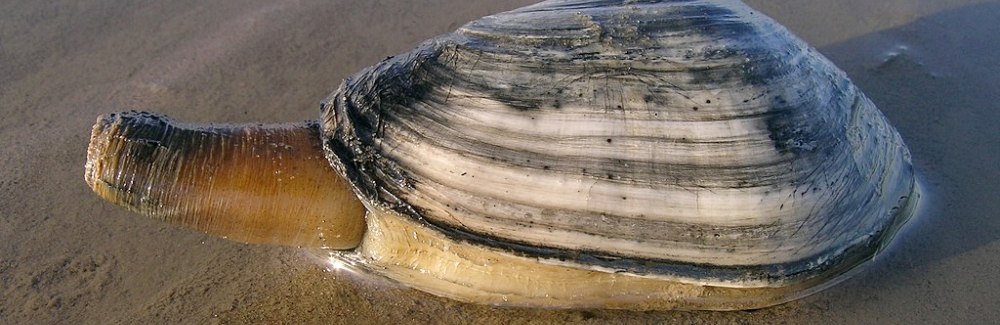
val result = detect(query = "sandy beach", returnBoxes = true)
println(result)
[2,0,998,324]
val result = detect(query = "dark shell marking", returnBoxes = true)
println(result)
[321,0,917,288]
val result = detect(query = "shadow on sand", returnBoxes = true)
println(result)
[820,1,1000,269]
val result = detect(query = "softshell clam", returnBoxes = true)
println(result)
[84,0,921,310]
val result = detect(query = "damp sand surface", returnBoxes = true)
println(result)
[2,0,999,324]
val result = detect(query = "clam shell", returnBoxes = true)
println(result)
[320,0,918,307]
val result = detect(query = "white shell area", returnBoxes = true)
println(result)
[321,0,919,291]
[321,206,830,310]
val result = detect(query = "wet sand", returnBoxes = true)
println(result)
[2,0,998,324]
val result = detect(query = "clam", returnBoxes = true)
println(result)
[84,0,921,310]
